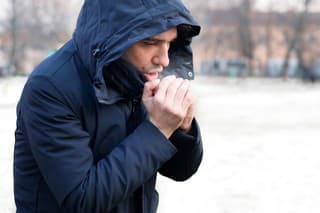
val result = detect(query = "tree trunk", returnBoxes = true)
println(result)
[280,0,312,80]
[265,3,273,77]
[8,0,21,75]
[235,0,254,76]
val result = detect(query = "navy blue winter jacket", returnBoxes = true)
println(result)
[14,0,203,212]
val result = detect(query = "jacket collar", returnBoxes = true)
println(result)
[97,59,146,104]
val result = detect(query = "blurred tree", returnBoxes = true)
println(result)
[265,2,273,65]
[236,0,255,76]
[280,0,313,79]
[1,0,75,75]
[7,0,23,74]
[223,0,255,76]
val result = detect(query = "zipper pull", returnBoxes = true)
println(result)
[132,99,138,113]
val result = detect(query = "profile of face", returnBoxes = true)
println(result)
[122,27,177,81]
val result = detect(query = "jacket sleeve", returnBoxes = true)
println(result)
[20,75,178,212]
[158,118,203,181]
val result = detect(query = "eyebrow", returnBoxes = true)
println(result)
[143,36,177,43]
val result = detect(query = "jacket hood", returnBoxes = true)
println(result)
[72,0,200,104]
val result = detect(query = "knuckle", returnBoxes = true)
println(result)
[176,111,185,119]
[144,82,151,88]
[153,96,162,104]
[186,96,192,104]
[180,85,189,94]
[162,75,175,84]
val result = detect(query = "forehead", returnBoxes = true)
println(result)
[147,27,177,41]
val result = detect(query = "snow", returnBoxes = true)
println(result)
[0,77,26,213]
[1,76,320,212]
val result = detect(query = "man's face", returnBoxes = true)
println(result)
[122,27,177,81]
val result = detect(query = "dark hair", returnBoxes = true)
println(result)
[177,24,200,39]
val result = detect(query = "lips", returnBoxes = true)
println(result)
[143,72,159,81]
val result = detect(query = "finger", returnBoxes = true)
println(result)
[180,112,194,132]
[165,78,184,105]
[154,75,176,101]
[182,89,194,112]
[174,79,190,107]
[142,79,160,99]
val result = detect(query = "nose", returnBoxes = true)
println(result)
[152,44,170,68]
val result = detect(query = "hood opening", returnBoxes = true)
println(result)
[73,0,201,104]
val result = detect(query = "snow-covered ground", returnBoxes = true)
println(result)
[0,77,26,213]
[1,76,320,212]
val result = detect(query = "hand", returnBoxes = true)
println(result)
[142,76,192,138]
[179,89,195,133]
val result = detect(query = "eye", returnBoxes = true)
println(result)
[143,41,156,46]
[142,39,159,46]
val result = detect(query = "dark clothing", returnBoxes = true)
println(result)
[14,0,202,212]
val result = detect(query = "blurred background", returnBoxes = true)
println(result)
[1,0,320,212]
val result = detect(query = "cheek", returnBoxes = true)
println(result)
[123,45,156,71]
[134,51,154,70]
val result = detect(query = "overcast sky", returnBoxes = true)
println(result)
[1,0,320,20]
[191,0,320,12]
[254,0,320,11]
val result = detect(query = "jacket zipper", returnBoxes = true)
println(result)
[131,98,145,212]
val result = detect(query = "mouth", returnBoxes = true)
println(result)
[143,72,159,81]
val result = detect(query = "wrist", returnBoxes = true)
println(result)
[149,118,174,139]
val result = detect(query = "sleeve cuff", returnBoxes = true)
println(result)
[169,118,201,150]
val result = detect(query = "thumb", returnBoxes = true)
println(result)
[142,79,160,99]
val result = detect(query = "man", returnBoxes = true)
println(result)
[14,0,203,212]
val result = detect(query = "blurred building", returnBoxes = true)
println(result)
[192,8,320,78]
